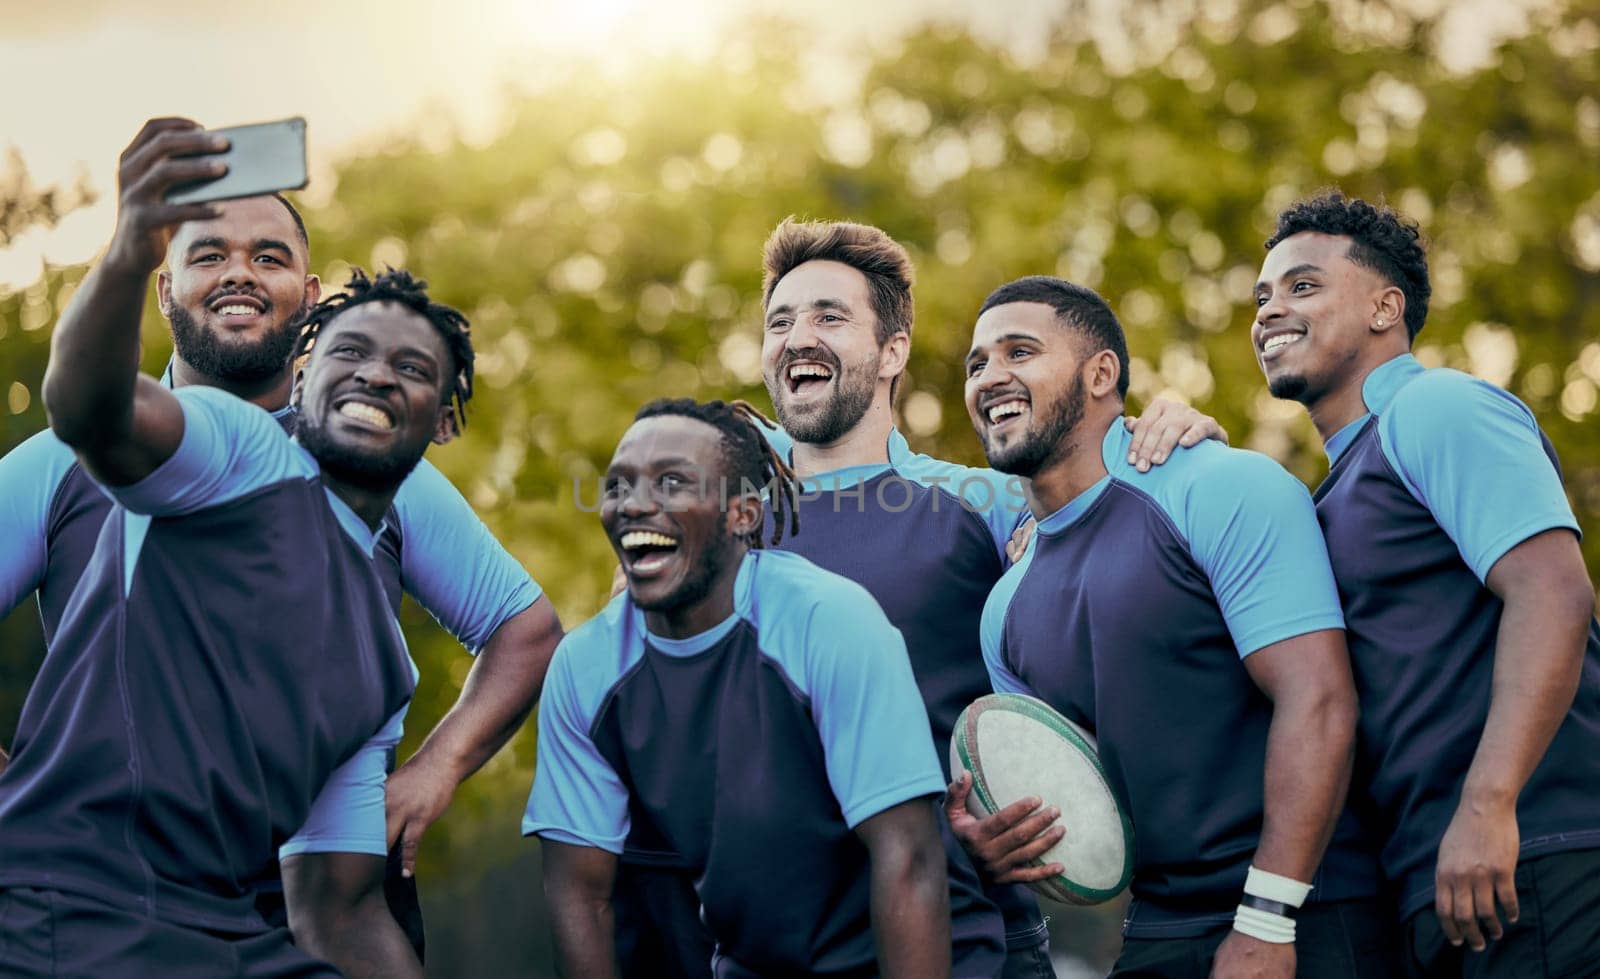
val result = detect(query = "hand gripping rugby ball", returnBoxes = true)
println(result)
[950,693,1134,906]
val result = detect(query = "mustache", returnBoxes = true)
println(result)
[775,345,840,373]
[202,287,272,311]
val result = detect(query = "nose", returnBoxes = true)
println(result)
[1255,292,1286,332]
[618,478,659,518]
[218,253,261,291]
[785,316,821,353]
[352,357,398,390]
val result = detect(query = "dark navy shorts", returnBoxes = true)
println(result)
[1404,847,1600,978]
[1111,898,1399,978]
[0,887,340,978]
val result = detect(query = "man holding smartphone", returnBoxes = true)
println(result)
[0,119,563,976]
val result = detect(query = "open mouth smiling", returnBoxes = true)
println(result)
[785,361,835,396]
[333,397,396,431]
[618,529,680,576]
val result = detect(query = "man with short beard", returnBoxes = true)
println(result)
[951,276,1390,978]
[0,120,563,976]
[528,397,1005,979]
[1252,192,1600,975]
[0,118,479,977]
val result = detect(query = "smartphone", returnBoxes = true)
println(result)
[165,117,308,205]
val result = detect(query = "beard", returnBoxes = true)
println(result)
[768,348,877,445]
[1267,372,1311,402]
[630,526,734,615]
[983,372,1087,478]
[169,299,305,386]
[294,410,428,493]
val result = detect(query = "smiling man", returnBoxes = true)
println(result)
[948,276,1390,978]
[0,121,562,976]
[1253,192,1600,976]
[527,398,1006,979]
[0,119,475,979]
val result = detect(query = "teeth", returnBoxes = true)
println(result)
[216,304,258,316]
[1263,333,1302,353]
[988,401,1027,423]
[788,364,833,380]
[337,402,393,429]
[620,531,678,549]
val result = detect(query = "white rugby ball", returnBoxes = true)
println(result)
[950,693,1133,906]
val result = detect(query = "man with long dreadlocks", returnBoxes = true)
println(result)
[525,397,1007,979]
[0,120,563,976]
[0,120,483,974]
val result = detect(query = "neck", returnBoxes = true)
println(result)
[170,357,293,412]
[320,473,401,532]
[1304,345,1407,444]
[644,548,744,640]
[789,397,895,478]
[1024,407,1116,518]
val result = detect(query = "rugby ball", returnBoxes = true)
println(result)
[950,693,1133,906]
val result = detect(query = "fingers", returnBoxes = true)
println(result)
[944,771,974,820]
[1494,868,1520,926]
[1179,417,1229,447]
[1124,406,1163,472]
[120,117,207,165]
[1474,872,1503,942]
[120,126,228,195]
[993,859,1067,884]
[401,826,421,878]
[1439,879,1488,951]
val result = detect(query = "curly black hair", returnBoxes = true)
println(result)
[1266,191,1431,340]
[292,267,474,431]
[633,398,800,548]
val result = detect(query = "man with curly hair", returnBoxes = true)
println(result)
[1253,191,1600,976]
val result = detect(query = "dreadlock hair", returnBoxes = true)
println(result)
[633,397,800,548]
[1266,191,1431,341]
[292,267,474,431]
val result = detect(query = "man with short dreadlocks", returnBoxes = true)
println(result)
[526,398,1008,979]
[0,120,563,976]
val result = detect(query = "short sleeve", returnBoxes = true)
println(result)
[279,705,407,858]
[1173,448,1346,658]
[980,555,1036,696]
[895,452,1030,561]
[392,459,542,653]
[1379,372,1580,583]
[800,587,946,828]
[112,387,307,517]
[0,430,77,615]
[522,635,631,852]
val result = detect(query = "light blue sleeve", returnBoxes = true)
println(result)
[0,430,78,616]
[980,551,1037,696]
[279,705,408,858]
[111,386,310,517]
[1157,444,1346,658]
[793,578,947,828]
[392,459,543,653]
[896,453,1030,562]
[1379,370,1580,583]
[522,623,631,852]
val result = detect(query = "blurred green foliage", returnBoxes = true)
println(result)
[3,1,1598,974]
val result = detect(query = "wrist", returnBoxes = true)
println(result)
[1459,780,1518,813]
[1231,865,1311,945]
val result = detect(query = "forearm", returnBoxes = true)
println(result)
[1252,684,1356,881]
[1460,583,1591,807]
[869,835,951,979]
[42,253,150,447]
[409,655,538,783]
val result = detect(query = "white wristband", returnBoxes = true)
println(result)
[1244,866,1312,908]
[1233,903,1295,944]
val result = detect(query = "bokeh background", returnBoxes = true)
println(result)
[3,0,1598,974]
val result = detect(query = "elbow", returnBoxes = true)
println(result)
[41,367,92,448]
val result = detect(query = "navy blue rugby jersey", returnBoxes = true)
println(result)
[1314,353,1600,920]
[765,428,1045,950]
[0,387,414,932]
[984,420,1381,939]
[526,549,1007,978]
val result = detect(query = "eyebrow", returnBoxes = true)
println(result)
[1256,263,1325,294]
[184,236,296,259]
[965,332,1041,367]
[765,297,852,322]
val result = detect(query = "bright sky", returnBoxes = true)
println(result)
[0,0,1536,289]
